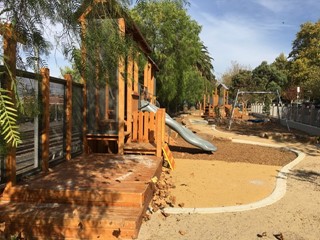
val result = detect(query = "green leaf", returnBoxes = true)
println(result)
[0,88,21,147]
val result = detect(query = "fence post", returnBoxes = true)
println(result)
[41,68,50,172]
[2,23,17,186]
[65,74,72,160]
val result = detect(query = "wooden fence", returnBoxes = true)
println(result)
[130,109,165,157]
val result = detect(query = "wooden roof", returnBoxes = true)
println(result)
[75,0,152,55]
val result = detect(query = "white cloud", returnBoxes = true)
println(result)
[196,12,286,77]
[253,0,291,13]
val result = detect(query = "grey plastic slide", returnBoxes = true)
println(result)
[140,100,217,152]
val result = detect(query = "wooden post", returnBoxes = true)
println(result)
[156,108,165,157]
[203,94,206,114]
[149,63,154,103]
[213,87,218,107]
[223,88,226,106]
[117,18,126,154]
[80,18,88,154]
[143,62,149,98]
[104,84,109,119]
[94,48,100,130]
[94,87,100,130]
[133,55,139,93]
[2,23,17,185]
[145,62,152,100]
[40,68,50,172]
[226,90,229,105]
[65,74,72,161]
[126,54,133,143]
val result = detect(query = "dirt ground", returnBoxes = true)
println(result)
[137,113,320,240]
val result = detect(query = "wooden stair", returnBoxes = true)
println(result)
[0,154,163,239]
[124,142,157,155]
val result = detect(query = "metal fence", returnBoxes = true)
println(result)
[251,103,320,128]
[0,66,84,184]
[280,104,320,128]
[16,75,40,176]
[72,84,83,157]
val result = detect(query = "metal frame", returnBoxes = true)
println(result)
[228,89,282,129]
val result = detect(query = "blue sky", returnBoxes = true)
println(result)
[31,0,320,78]
[187,0,320,78]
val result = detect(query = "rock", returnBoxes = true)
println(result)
[178,203,185,208]
[161,211,170,218]
[273,232,284,240]
[143,213,151,222]
[256,232,267,238]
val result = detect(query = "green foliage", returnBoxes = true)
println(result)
[230,69,252,98]
[132,0,215,110]
[288,20,320,100]
[0,88,21,147]
[252,61,287,92]
[221,61,248,87]
[229,61,287,104]
[60,65,81,83]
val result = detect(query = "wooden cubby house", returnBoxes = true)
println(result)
[202,82,230,118]
[78,0,165,157]
[0,1,167,239]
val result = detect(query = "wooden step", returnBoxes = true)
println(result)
[0,154,163,239]
[0,202,146,239]
[1,181,155,208]
[124,142,157,155]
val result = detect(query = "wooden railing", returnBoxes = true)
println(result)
[130,109,165,157]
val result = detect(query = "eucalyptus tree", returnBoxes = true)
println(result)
[131,0,215,110]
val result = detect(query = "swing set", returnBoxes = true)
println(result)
[228,89,282,130]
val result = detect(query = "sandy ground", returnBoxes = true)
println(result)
[171,159,280,208]
[137,113,320,240]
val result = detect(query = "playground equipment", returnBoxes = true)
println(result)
[228,90,282,129]
[140,100,217,152]
[202,82,231,118]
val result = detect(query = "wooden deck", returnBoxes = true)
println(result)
[0,154,163,239]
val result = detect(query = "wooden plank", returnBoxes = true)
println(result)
[150,66,155,104]
[94,87,99,130]
[132,112,138,141]
[104,84,109,119]
[126,54,133,143]
[138,111,143,142]
[161,109,165,147]
[162,143,175,170]
[133,54,139,94]
[156,109,165,157]
[65,74,72,161]
[40,68,50,172]
[143,63,148,96]
[148,62,152,100]
[149,112,155,143]
[143,112,149,142]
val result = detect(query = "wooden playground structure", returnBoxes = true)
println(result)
[201,83,249,120]
[0,1,168,239]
